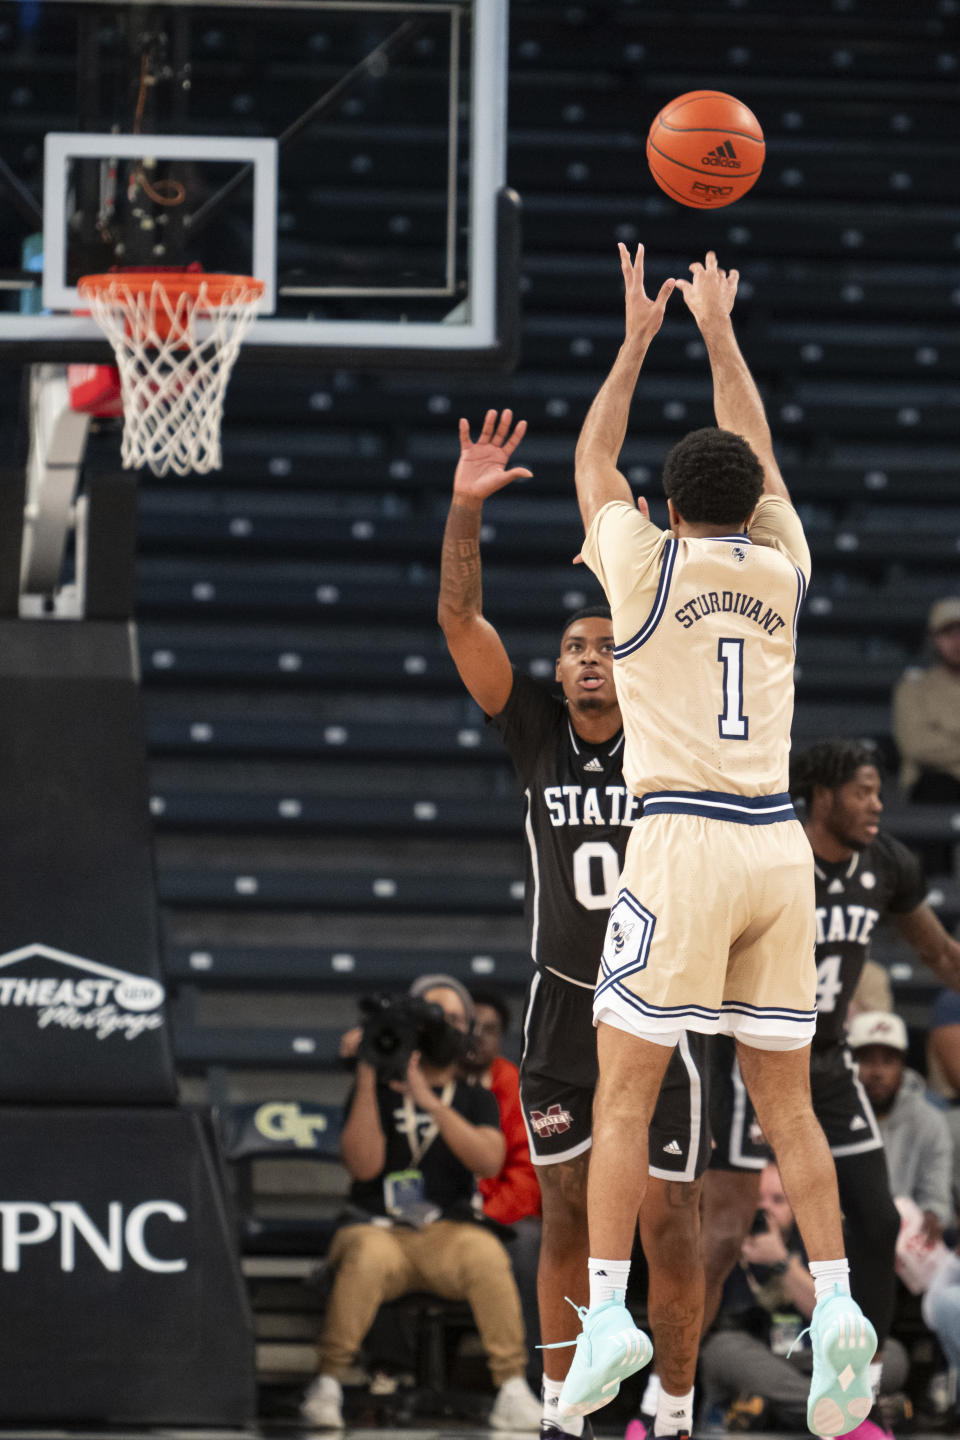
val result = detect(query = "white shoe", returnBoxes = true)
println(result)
[301,1374,345,1430]
[490,1375,544,1432]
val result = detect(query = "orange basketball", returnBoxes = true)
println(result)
[646,90,765,209]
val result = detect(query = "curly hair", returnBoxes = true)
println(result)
[560,603,611,642]
[789,738,883,807]
[662,427,764,527]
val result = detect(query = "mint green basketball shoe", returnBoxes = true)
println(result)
[805,1286,877,1437]
[556,1296,653,1419]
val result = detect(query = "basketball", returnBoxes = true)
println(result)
[646,90,765,209]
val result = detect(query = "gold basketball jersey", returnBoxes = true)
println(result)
[582,494,811,803]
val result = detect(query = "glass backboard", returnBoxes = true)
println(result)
[0,0,517,367]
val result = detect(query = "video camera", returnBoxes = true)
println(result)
[356,993,470,1082]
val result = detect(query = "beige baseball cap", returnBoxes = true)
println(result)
[847,1010,908,1053]
[928,596,960,634]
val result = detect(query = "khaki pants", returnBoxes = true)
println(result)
[317,1220,529,1386]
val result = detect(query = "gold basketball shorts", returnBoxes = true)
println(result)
[593,790,817,1051]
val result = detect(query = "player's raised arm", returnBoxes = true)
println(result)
[574,243,676,533]
[438,409,532,717]
[675,251,791,503]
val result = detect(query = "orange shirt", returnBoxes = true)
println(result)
[478,1055,542,1224]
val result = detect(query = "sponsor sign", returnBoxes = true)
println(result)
[0,943,165,1041]
[0,1108,255,1423]
[0,943,175,1101]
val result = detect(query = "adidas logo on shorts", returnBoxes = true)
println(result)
[663,1139,682,1155]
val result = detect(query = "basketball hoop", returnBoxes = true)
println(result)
[77,271,265,477]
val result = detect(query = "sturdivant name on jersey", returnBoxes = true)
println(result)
[542,784,642,828]
[815,904,880,947]
[674,590,786,635]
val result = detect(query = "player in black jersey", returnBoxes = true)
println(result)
[702,738,960,1424]
[439,410,710,1440]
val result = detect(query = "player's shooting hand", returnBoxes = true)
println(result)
[674,250,739,330]
[619,243,676,347]
[453,409,533,507]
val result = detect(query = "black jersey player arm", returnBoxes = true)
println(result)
[575,243,676,532]
[438,411,532,717]
[892,904,960,991]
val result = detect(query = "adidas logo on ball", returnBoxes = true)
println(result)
[702,141,741,168]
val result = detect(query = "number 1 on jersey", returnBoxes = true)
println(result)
[717,638,749,739]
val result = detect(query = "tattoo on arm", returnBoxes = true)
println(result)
[439,502,483,620]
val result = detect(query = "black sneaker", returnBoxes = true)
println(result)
[541,1417,596,1440]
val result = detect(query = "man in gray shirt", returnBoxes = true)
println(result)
[849,1011,954,1239]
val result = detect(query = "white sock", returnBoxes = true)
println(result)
[588,1256,631,1307]
[655,1385,694,1436]
[313,1374,341,1398]
[809,1257,851,1303]
[641,1372,662,1417]
[869,1360,883,1401]
[543,1375,583,1435]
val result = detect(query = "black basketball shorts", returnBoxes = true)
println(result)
[519,967,711,1180]
[708,1033,883,1171]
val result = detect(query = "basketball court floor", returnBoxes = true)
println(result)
[0,1427,952,1440]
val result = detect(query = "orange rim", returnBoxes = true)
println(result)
[78,272,265,305]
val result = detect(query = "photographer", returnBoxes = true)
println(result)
[302,975,543,1432]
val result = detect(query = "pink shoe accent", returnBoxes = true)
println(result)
[827,1421,893,1440]
[624,1420,648,1440]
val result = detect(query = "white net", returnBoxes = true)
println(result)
[78,274,264,478]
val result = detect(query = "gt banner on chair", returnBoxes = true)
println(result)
[0,620,176,1101]
[0,1107,255,1423]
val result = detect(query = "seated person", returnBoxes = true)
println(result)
[927,987,960,1213]
[462,987,541,1226]
[850,1011,954,1243]
[302,974,542,1432]
[892,595,960,805]
[700,1163,908,1436]
[922,1244,960,1432]
[462,986,542,1384]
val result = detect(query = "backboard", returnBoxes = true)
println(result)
[0,0,516,368]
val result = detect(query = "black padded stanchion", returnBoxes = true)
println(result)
[0,616,255,1423]
[0,1106,255,1423]
[0,619,176,1102]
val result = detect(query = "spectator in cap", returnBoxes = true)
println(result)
[892,596,960,805]
[848,1011,954,1244]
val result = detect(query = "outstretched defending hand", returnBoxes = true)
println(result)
[675,250,739,329]
[453,408,533,506]
[619,242,676,345]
